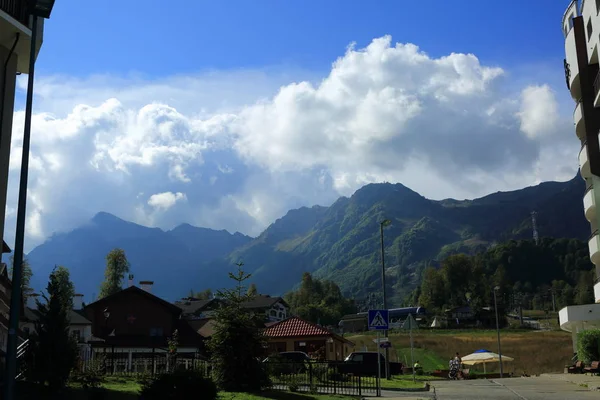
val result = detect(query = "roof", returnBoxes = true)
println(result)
[21,307,92,325]
[84,286,182,315]
[70,309,92,325]
[242,295,288,310]
[175,298,217,316]
[263,316,354,345]
[187,318,217,338]
[2,241,10,254]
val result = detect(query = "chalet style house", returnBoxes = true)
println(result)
[83,282,205,359]
[175,294,289,323]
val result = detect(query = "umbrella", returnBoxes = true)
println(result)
[461,349,514,373]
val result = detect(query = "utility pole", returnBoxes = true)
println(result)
[380,219,391,379]
[493,286,504,378]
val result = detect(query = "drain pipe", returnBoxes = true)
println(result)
[0,33,20,152]
[4,15,38,400]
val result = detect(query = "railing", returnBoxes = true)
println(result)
[266,361,378,396]
[15,339,30,380]
[595,70,600,100]
[589,229,598,241]
[0,0,29,27]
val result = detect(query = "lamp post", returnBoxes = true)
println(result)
[4,2,55,399]
[379,219,391,379]
[493,286,504,378]
[104,308,111,372]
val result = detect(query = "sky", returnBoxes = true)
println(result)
[3,0,579,251]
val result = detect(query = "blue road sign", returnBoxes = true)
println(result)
[368,309,389,330]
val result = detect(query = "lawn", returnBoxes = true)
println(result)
[379,375,432,390]
[347,328,573,376]
[219,392,356,400]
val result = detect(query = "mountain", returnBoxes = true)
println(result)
[26,175,589,304]
[26,212,252,301]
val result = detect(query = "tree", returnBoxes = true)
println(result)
[207,262,270,391]
[247,283,258,296]
[194,289,213,300]
[9,255,34,298]
[99,248,130,299]
[26,266,78,393]
[285,272,355,325]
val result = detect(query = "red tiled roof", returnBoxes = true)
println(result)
[264,316,334,338]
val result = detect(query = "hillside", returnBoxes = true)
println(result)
[26,175,589,303]
[26,212,252,300]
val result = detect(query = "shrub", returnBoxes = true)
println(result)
[71,355,106,391]
[577,329,600,363]
[139,370,217,400]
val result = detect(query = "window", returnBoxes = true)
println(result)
[150,327,164,337]
[72,329,81,341]
[270,309,277,316]
[588,18,593,40]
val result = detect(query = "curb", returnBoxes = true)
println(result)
[382,382,431,392]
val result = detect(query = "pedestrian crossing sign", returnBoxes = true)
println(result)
[368,309,389,330]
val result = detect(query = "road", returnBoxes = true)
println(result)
[429,377,598,400]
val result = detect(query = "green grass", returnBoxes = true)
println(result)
[393,348,446,372]
[101,376,142,394]
[218,392,355,400]
[380,375,428,390]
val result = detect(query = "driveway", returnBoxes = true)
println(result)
[430,376,598,400]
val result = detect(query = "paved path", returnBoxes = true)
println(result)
[430,376,598,400]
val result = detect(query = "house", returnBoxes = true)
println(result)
[83,281,205,361]
[263,316,354,361]
[175,297,221,320]
[242,295,289,322]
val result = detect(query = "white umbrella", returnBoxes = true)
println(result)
[461,349,514,374]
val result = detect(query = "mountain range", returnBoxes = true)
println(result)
[25,175,589,304]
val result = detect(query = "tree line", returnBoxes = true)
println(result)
[411,238,596,314]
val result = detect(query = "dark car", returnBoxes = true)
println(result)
[337,351,403,378]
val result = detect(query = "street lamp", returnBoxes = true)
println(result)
[493,286,504,378]
[379,219,391,379]
[4,2,56,399]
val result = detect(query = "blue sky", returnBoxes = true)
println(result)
[41,0,566,78]
[4,0,579,252]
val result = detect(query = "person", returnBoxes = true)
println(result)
[448,357,459,380]
[413,360,423,375]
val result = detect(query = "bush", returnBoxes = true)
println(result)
[139,370,217,400]
[577,329,600,363]
[71,355,106,390]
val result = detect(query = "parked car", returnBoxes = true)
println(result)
[336,351,403,378]
[263,351,311,374]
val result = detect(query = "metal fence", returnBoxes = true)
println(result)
[266,361,378,396]
[78,352,378,396]
[77,347,210,377]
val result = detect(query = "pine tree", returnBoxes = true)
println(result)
[99,248,130,298]
[208,262,270,391]
[27,266,78,393]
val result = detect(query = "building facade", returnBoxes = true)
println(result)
[559,0,600,353]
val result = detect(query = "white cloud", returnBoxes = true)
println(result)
[3,35,578,251]
[147,192,187,211]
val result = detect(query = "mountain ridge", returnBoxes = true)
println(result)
[26,175,588,303]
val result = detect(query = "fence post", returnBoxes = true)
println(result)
[358,375,361,397]
[309,362,313,389]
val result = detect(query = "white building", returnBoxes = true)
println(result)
[559,0,600,354]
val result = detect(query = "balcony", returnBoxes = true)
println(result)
[584,185,596,222]
[559,303,600,334]
[589,230,600,265]
[574,100,584,139]
[580,142,591,178]
[0,0,29,27]
[565,27,581,100]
